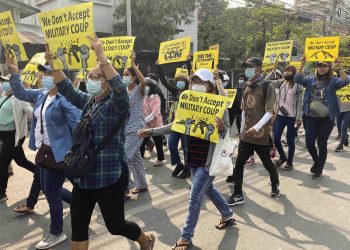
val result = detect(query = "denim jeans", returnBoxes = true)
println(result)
[273,115,297,164]
[304,116,334,174]
[40,167,71,235]
[182,167,232,242]
[168,132,186,166]
[338,111,350,146]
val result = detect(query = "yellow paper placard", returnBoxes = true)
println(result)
[226,89,237,108]
[289,61,302,69]
[262,63,274,73]
[339,57,350,67]
[305,37,340,62]
[171,90,228,143]
[100,36,135,69]
[337,85,350,102]
[175,68,188,76]
[20,53,46,84]
[209,44,220,59]
[158,37,191,64]
[77,68,89,79]
[193,50,218,73]
[0,11,28,62]
[38,2,96,70]
[263,40,293,64]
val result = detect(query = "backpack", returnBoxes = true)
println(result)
[63,97,127,178]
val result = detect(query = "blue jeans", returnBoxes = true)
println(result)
[338,111,350,146]
[168,132,186,166]
[40,168,71,235]
[182,167,233,242]
[273,115,297,164]
[304,117,334,174]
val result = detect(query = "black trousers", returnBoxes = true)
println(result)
[70,172,142,241]
[0,130,39,197]
[140,136,164,161]
[234,140,279,195]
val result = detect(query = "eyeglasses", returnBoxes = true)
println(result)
[88,73,105,81]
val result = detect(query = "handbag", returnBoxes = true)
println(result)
[35,144,64,171]
[63,97,127,178]
[310,100,329,118]
[209,133,237,177]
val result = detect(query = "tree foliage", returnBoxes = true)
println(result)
[113,0,196,52]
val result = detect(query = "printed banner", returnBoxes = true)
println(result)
[158,37,191,64]
[175,68,188,76]
[171,90,228,143]
[20,53,46,84]
[263,40,293,64]
[0,11,28,62]
[193,50,218,73]
[226,89,237,108]
[305,36,340,62]
[289,61,302,69]
[100,36,135,69]
[337,85,350,102]
[339,57,350,67]
[38,2,96,70]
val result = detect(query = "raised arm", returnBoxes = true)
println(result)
[156,61,178,96]
[334,58,350,90]
[131,51,145,95]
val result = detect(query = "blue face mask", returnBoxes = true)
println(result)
[87,79,103,96]
[176,81,186,90]
[1,82,11,93]
[42,76,55,90]
[245,68,256,80]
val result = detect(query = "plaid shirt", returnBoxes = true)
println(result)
[57,75,129,190]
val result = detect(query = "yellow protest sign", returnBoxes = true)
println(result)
[339,57,350,67]
[175,68,188,76]
[225,89,237,108]
[20,53,46,84]
[100,36,135,69]
[158,37,191,65]
[0,11,28,62]
[171,90,228,143]
[289,61,302,69]
[77,68,89,79]
[209,44,220,59]
[262,63,274,73]
[193,50,218,73]
[337,85,350,102]
[38,2,96,70]
[263,40,293,64]
[305,36,340,62]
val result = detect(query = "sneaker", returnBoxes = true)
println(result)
[271,183,281,198]
[178,168,191,179]
[0,194,8,202]
[227,194,244,206]
[275,158,287,168]
[171,163,185,177]
[245,157,255,165]
[335,145,344,152]
[282,163,293,171]
[35,233,67,249]
[226,175,235,183]
[345,135,349,147]
[153,160,163,167]
[312,173,323,180]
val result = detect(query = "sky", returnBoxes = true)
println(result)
[229,0,295,8]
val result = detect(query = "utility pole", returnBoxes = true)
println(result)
[330,0,338,36]
[126,0,132,36]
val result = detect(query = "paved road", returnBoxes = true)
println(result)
[1,129,350,250]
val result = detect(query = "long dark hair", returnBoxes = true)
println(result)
[316,64,333,84]
[148,81,166,117]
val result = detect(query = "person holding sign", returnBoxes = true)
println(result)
[227,57,280,206]
[43,34,155,249]
[295,57,350,179]
[335,97,350,152]
[138,68,234,250]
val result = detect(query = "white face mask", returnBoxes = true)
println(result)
[123,76,132,87]
[238,80,245,85]
[86,79,103,96]
[191,84,207,93]
[144,86,150,96]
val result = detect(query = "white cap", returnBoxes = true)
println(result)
[223,74,229,81]
[190,68,214,84]
[0,74,10,82]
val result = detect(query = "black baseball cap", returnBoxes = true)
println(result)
[241,57,263,68]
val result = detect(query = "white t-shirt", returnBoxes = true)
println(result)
[34,95,56,148]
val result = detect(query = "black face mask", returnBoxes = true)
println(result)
[283,74,294,81]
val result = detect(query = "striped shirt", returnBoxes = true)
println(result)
[57,75,129,190]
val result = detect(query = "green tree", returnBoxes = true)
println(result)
[113,0,196,52]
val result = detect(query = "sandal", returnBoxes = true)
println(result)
[131,188,148,194]
[215,218,236,230]
[13,204,34,214]
[172,241,192,250]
